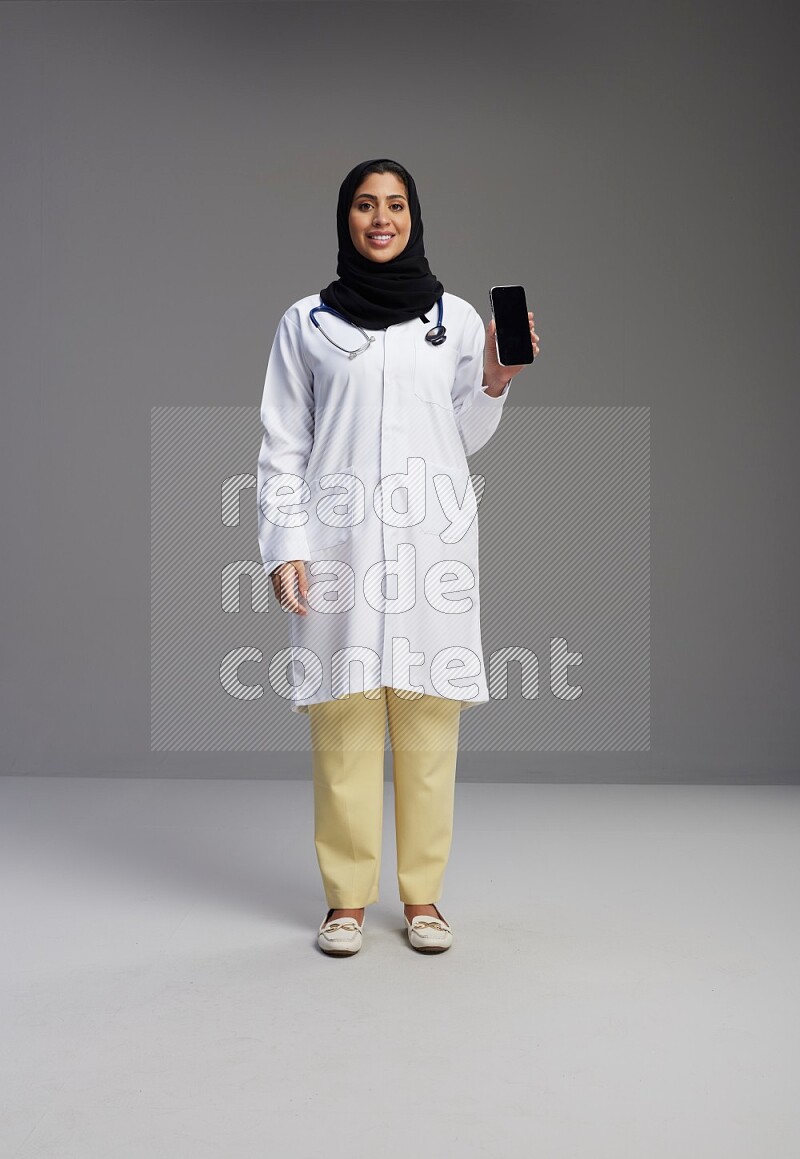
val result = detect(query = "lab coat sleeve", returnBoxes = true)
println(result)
[256,312,315,575]
[450,305,512,458]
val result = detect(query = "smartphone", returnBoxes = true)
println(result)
[489,285,534,366]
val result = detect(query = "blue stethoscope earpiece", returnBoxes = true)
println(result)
[310,297,446,357]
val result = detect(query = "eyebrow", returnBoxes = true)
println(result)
[353,192,407,201]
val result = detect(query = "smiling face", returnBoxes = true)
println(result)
[348,171,411,262]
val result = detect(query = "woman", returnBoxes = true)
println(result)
[257,158,539,956]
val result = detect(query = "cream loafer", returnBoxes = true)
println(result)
[404,905,453,953]
[317,909,364,956]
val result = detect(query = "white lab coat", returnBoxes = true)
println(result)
[257,291,512,714]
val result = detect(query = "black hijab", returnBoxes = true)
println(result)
[319,158,444,330]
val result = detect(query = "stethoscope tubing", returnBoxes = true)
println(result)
[309,296,446,359]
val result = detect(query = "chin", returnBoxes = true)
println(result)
[361,243,404,262]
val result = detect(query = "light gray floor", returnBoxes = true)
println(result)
[1,777,798,1158]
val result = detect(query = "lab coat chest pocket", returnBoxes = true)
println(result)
[304,464,359,552]
[413,338,458,411]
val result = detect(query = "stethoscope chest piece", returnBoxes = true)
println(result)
[425,324,446,346]
[421,296,447,346]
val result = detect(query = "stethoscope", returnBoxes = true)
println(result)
[309,296,446,360]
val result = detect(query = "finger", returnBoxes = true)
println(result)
[295,566,309,602]
[278,571,307,616]
[285,580,307,615]
[281,587,306,616]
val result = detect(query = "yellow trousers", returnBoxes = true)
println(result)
[307,686,462,908]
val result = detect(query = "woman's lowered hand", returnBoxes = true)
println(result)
[270,560,309,615]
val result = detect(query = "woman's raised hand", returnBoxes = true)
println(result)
[270,560,309,615]
[483,311,540,393]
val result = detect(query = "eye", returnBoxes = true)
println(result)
[354,201,406,213]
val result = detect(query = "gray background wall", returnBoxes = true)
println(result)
[2,0,798,782]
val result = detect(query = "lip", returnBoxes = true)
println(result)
[366,233,395,247]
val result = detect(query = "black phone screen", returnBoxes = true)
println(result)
[490,285,533,366]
